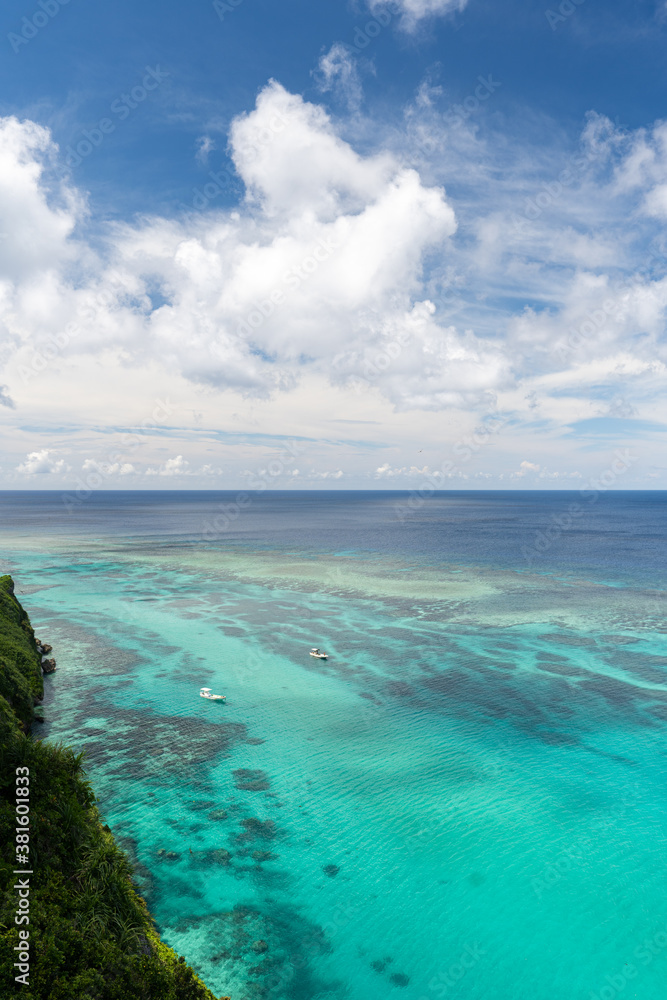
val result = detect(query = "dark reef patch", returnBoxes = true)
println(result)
[208,808,228,821]
[540,633,598,647]
[238,818,277,842]
[252,850,277,862]
[386,681,413,698]
[163,902,339,1000]
[371,957,392,973]
[234,768,271,791]
[190,848,232,867]
[390,972,411,987]
[66,700,248,785]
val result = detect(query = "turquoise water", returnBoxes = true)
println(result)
[1,492,667,1000]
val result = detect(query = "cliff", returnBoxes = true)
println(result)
[0,576,228,1000]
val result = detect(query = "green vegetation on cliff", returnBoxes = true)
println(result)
[0,576,228,1000]
[0,576,43,733]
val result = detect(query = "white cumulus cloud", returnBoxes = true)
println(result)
[17,450,68,475]
[0,82,472,411]
[82,459,136,477]
[146,455,190,477]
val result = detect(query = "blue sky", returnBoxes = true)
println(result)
[0,0,666,488]
[4,0,667,216]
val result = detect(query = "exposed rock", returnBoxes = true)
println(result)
[137,934,153,956]
[41,658,57,674]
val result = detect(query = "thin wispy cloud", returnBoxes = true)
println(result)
[368,0,468,31]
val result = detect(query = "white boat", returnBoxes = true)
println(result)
[200,687,226,702]
[309,648,328,660]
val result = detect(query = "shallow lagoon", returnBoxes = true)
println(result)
[1,491,666,999]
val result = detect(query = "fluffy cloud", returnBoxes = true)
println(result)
[1,80,667,486]
[516,461,540,477]
[146,456,190,476]
[1,81,478,411]
[82,459,136,477]
[17,450,68,475]
[0,117,81,284]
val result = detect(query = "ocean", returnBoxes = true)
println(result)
[1,490,666,1000]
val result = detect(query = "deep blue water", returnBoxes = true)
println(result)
[3,489,667,583]
[1,491,666,1000]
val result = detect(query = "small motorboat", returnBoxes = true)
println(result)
[200,687,226,702]
[309,648,328,660]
